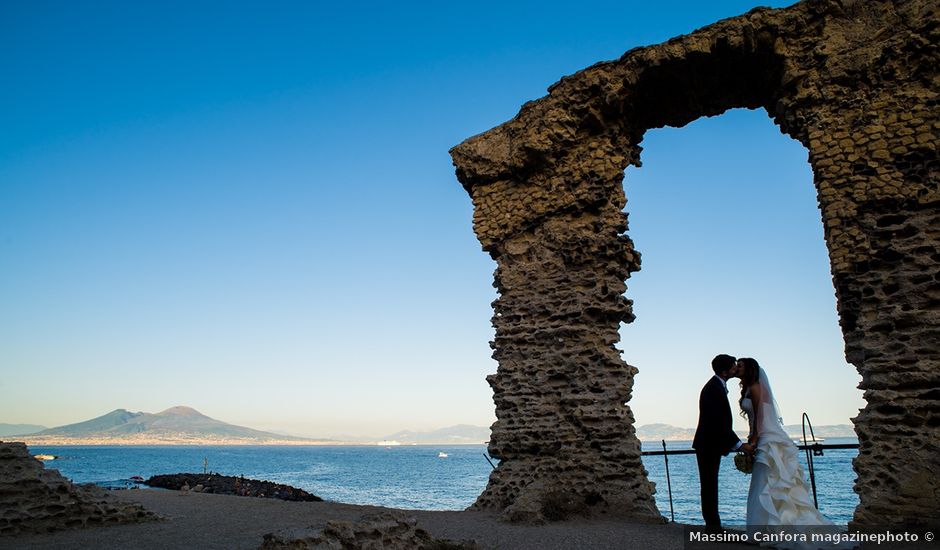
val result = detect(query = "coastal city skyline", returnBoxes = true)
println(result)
[1,0,865,440]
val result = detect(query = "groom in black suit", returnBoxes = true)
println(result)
[692,354,754,530]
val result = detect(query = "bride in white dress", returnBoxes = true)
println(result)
[737,358,850,550]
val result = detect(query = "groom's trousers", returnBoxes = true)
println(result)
[696,451,722,527]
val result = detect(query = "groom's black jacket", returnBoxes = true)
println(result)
[692,376,740,456]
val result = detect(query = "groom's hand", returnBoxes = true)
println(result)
[740,443,755,454]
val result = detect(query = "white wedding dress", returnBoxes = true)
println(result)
[741,368,849,549]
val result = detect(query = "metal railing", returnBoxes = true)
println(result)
[640,414,859,523]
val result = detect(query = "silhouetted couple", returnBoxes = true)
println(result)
[692,354,847,549]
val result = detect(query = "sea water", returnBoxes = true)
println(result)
[28,439,859,525]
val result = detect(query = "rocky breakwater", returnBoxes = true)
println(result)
[145,473,323,502]
[0,441,154,536]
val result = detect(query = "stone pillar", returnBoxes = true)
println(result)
[849,196,940,528]
[463,143,661,522]
[806,100,940,528]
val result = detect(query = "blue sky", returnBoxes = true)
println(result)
[0,0,863,438]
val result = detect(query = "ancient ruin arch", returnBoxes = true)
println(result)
[450,0,939,526]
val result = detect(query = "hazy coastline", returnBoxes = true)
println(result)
[12,436,485,446]
[5,406,491,447]
[12,435,356,446]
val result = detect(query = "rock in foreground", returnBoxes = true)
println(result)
[0,441,155,536]
[260,512,480,549]
[145,473,322,502]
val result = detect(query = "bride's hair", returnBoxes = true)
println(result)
[738,357,761,416]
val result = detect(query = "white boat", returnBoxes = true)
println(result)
[438,452,448,458]
[33,454,56,461]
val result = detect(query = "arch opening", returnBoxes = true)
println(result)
[627,46,785,133]
[621,108,865,524]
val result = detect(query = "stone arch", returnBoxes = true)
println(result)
[450,0,939,526]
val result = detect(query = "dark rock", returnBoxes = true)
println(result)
[145,473,322,502]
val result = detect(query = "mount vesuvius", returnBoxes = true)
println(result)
[14,406,335,445]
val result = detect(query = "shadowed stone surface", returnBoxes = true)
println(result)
[450,0,939,526]
[259,512,481,550]
[0,442,155,536]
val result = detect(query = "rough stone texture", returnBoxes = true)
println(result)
[0,441,155,536]
[450,0,939,526]
[258,512,481,550]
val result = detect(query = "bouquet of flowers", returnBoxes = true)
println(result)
[734,451,754,474]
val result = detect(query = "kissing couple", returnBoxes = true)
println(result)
[692,354,847,549]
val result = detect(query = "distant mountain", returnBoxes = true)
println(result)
[636,423,857,442]
[636,423,696,441]
[783,423,856,439]
[39,409,145,436]
[380,424,491,445]
[22,406,333,444]
[0,423,47,437]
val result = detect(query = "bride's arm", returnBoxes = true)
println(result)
[748,383,763,446]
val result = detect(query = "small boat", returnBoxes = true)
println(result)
[33,454,57,461]
[794,437,825,444]
[438,452,448,458]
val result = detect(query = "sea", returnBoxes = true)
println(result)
[28,438,859,526]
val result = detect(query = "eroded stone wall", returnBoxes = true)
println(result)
[0,442,154,536]
[451,0,939,525]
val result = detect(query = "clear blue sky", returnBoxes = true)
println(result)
[0,0,863,438]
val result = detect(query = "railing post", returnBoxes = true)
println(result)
[662,439,675,523]
[802,412,819,509]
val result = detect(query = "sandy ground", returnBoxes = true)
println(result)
[0,489,756,550]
